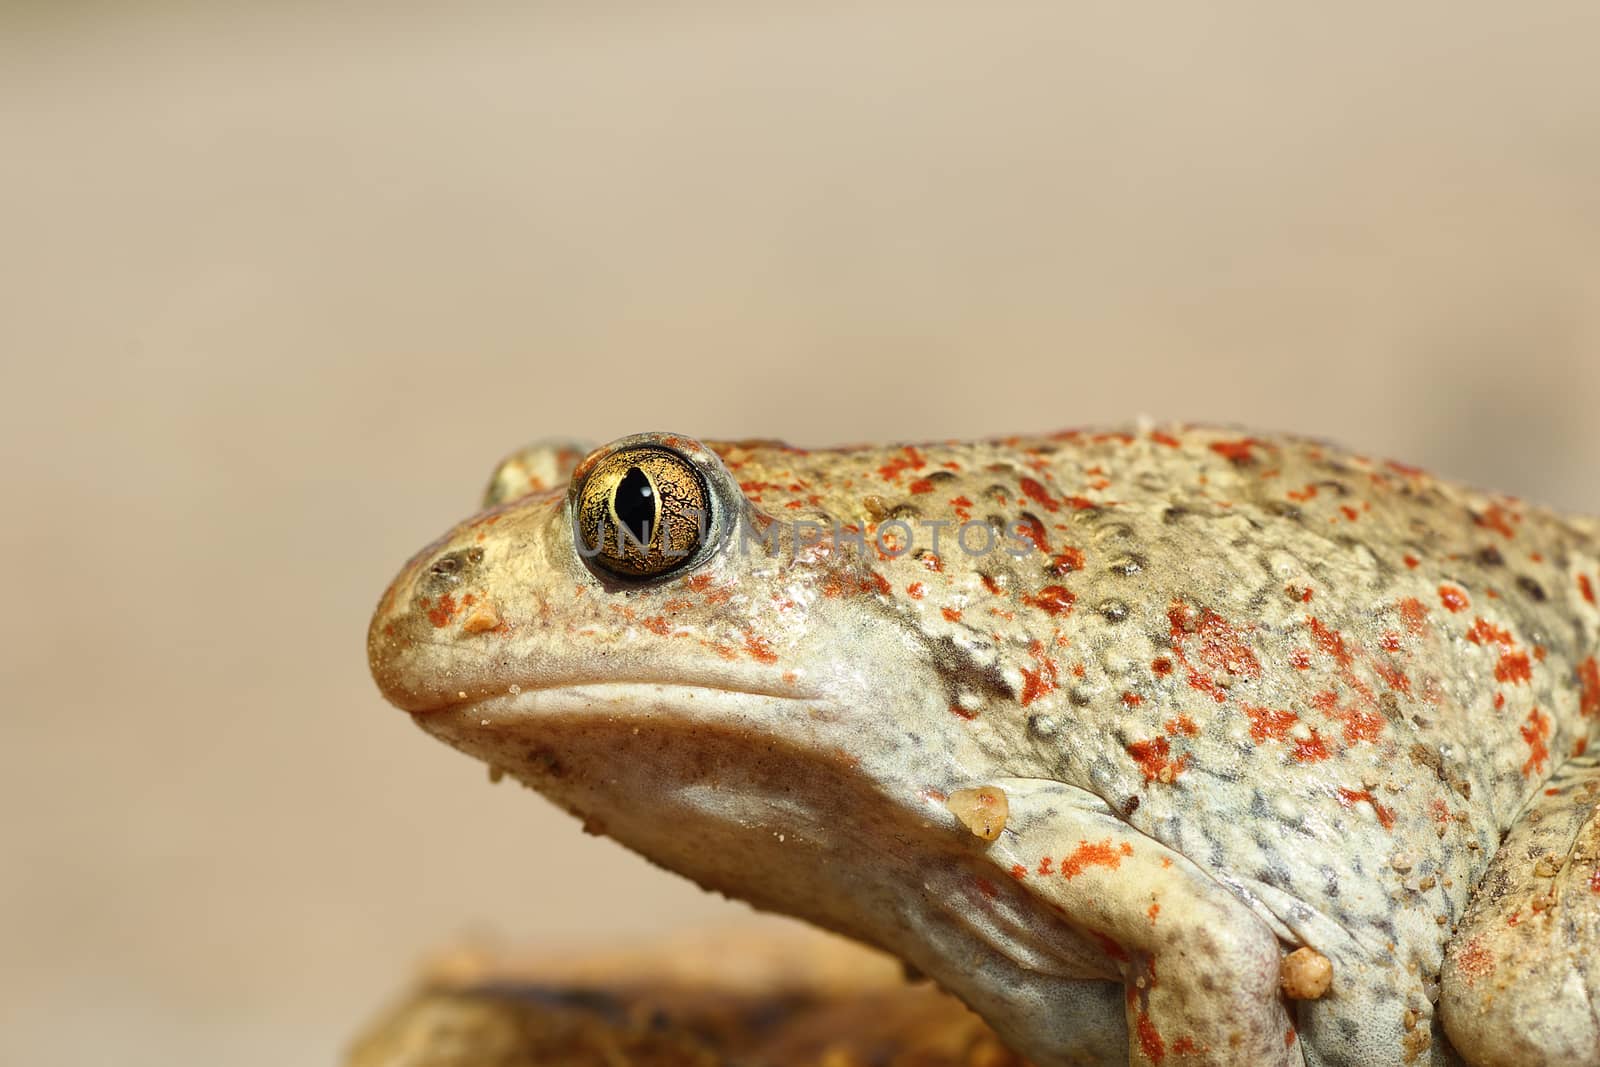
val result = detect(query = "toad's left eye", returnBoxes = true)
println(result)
[573,447,710,579]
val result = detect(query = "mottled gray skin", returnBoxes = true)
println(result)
[369,427,1600,1066]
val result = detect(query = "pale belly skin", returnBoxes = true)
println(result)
[369,427,1600,1067]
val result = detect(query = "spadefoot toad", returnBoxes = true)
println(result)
[369,427,1600,1066]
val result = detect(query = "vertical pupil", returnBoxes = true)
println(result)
[614,466,656,545]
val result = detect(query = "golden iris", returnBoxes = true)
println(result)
[574,448,710,578]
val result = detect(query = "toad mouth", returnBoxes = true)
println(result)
[414,679,828,723]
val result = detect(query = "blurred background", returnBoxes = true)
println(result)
[2,2,1598,1063]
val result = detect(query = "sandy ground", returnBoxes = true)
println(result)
[1,3,1597,1064]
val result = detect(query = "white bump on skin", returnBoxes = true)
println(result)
[1281,946,1334,999]
[946,786,1009,841]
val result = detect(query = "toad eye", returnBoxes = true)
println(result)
[574,447,711,579]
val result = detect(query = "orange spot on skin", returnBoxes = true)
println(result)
[687,572,732,604]
[1009,864,1028,880]
[1520,707,1551,776]
[950,496,974,522]
[1380,631,1404,652]
[744,634,779,664]
[1049,547,1086,574]
[949,703,978,722]
[1579,657,1599,717]
[906,582,926,599]
[1340,505,1360,522]
[1165,715,1199,737]
[1171,604,1241,703]
[1439,585,1470,613]
[941,607,962,623]
[1174,1036,1201,1055]
[1137,1014,1166,1063]
[1375,662,1411,694]
[1128,736,1190,783]
[1336,787,1396,829]
[1195,610,1261,678]
[1306,617,1354,667]
[1151,431,1182,448]
[1060,839,1134,878]
[1152,657,1173,677]
[1466,618,1514,646]
[1209,438,1262,464]
[1122,692,1144,708]
[1293,732,1331,762]
[876,445,927,482]
[907,478,935,494]
[640,616,672,636]
[1245,705,1298,743]
[426,593,458,628]
[1590,869,1600,894]
[1495,651,1533,685]
[1244,706,1328,761]
[1313,690,1385,744]
[1037,857,1054,875]
[1147,902,1161,922]
[1404,554,1421,569]
[1020,640,1059,706]
[1398,597,1429,635]
[1580,574,1596,606]
[1166,603,1262,704]
[1013,514,1050,554]
[1475,503,1517,539]
[1289,649,1312,670]
[1019,476,1059,512]
[980,574,1002,595]
[1286,483,1319,503]
[1023,585,1077,617]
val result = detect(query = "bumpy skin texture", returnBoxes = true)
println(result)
[369,427,1600,1066]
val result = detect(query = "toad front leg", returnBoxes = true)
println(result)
[1441,753,1600,1065]
[988,778,1300,1066]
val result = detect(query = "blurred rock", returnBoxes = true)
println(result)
[346,927,1025,1067]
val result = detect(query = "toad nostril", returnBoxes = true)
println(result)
[426,546,486,586]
